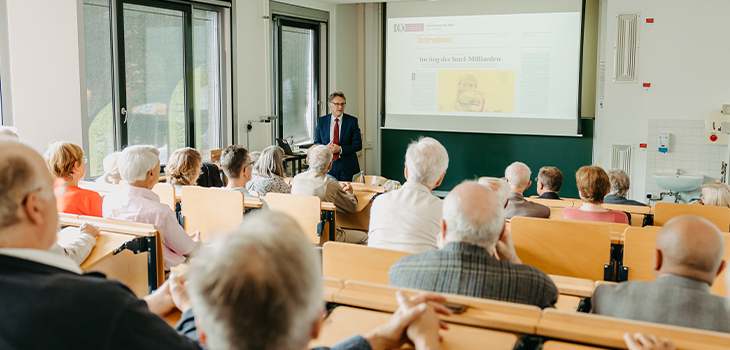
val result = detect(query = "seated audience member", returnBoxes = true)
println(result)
[103,145,197,270]
[504,162,550,219]
[604,169,648,206]
[478,177,510,208]
[389,182,559,309]
[292,145,367,244]
[44,141,103,217]
[692,182,730,208]
[220,145,269,211]
[368,137,448,253]
[166,147,202,192]
[50,222,100,266]
[562,166,629,224]
[0,139,202,349]
[536,166,563,200]
[246,145,291,196]
[170,212,450,350]
[592,215,730,333]
[95,152,122,184]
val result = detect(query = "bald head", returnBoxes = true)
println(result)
[655,215,726,285]
[443,181,505,247]
[0,139,58,248]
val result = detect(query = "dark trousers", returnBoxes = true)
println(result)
[328,160,350,181]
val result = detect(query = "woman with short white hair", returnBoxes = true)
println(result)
[246,146,290,196]
[102,145,197,270]
[604,169,647,207]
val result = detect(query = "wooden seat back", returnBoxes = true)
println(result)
[152,183,176,210]
[602,203,650,227]
[181,186,244,242]
[654,202,730,230]
[322,242,411,284]
[510,217,612,280]
[551,218,629,234]
[623,227,730,296]
[526,198,575,208]
[264,193,325,245]
[537,309,730,350]
[210,148,223,163]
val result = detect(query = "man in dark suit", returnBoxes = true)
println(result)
[389,182,559,309]
[592,215,730,333]
[314,91,362,181]
[536,166,563,200]
[0,139,202,350]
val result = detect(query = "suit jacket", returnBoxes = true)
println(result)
[603,194,648,207]
[291,169,358,214]
[314,113,362,179]
[592,274,730,333]
[538,192,561,200]
[177,309,372,350]
[505,192,551,219]
[389,242,559,309]
[0,254,201,350]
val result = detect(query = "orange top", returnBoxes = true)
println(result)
[56,186,103,217]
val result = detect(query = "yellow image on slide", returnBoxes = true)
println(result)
[437,70,515,113]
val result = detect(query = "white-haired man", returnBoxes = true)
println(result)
[103,145,197,269]
[168,211,451,350]
[504,162,549,219]
[292,145,367,244]
[389,182,558,309]
[0,139,202,349]
[478,177,510,209]
[368,137,449,253]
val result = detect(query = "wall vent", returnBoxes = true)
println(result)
[610,144,634,178]
[614,13,640,83]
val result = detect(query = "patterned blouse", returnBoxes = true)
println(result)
[245,174,291,196]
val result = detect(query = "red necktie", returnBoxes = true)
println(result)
[333,118,340,160]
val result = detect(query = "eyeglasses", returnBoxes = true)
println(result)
[247,161,255,167]
[330,102,346,107]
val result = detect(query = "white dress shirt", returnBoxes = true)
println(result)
[0,248,82,274]
[367,181,443,253]
[49,227,96,266]
[329,114,343,143]
[102,185,196,270]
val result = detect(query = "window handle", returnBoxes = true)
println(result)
[121,107,127,123]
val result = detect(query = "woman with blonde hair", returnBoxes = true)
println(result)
[165,147,202,191]
[693,182,730,208]
[562,166,629,224]
[246,145,290,196]
[44,141,103,217]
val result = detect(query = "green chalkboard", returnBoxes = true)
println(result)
[381,118,594,199]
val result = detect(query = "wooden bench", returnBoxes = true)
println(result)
[622,227,730,296]
[309,306,519,350]
[603,203,650,227]
[654,202,730,231]
[336,190,379,232]
[332,280,543,334]
[58,216,163,297]
[511,217,612,281]
[264,193,335,245]
[537,309,730,350]
[151,182,176,210]
[181,186,245,242]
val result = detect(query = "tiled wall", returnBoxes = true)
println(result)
[645,119,726,203]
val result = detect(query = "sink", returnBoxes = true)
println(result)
[653,173,705,192]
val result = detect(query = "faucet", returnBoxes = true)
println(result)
[676,168,681,176]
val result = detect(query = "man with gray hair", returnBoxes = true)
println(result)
[592,215,730,332]
[388,182,558,308]
[0,139,202,349]
[504,161,549,219]
[170,211,451,350]
[292,145,367,244]
[103,145,197,269]
[604,169,647,206]
[536,166,563,200]
[368,137,448,253]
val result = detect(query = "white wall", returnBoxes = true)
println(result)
[597,0,730,202]
[2,0,85,153]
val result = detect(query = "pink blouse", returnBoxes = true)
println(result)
[562,207,629,224]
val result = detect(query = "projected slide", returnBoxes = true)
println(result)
[385,12,582,135]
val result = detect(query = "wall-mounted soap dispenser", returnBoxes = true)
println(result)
[658,133,670,153]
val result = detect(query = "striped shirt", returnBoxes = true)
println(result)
[388,242,558,309]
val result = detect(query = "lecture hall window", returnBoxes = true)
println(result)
[83,0,229,179]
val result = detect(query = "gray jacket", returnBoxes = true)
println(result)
[504,192,550,219]
[592,274,730,333]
